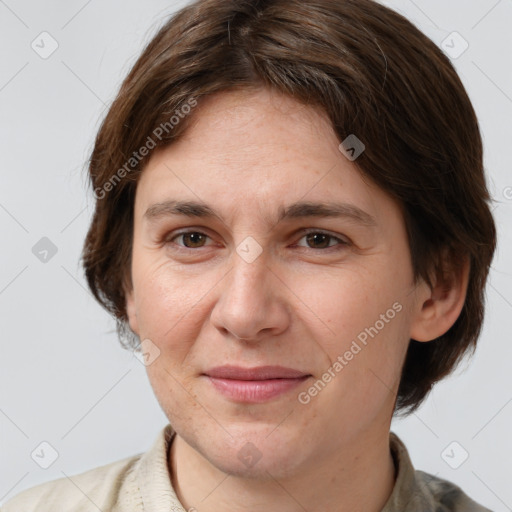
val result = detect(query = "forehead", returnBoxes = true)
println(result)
[134,88,400,228]
[174,87,339,166]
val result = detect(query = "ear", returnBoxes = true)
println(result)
[410,251,470,342]
[125,285,139,336]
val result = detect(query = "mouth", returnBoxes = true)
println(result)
[203,365,311,403]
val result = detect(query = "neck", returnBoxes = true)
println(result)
[169,427,396,512]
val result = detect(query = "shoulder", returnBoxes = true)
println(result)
[1,453,143,512]
[387,432,493,512]
[414,470,493,512]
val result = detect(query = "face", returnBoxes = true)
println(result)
[126,88,424,478]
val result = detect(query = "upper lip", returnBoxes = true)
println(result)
[205,365,309,380]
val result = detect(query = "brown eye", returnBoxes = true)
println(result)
[172,231,210,248]
[296,231,348,250]
[305,233,331,249]
[181,232,207,248]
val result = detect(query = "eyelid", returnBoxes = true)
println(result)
[294,227,349,242]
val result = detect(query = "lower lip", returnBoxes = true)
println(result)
[207,376,310,403]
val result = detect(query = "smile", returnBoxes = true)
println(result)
[204,365,311,403]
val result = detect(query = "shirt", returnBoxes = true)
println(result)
[1,425,492,511]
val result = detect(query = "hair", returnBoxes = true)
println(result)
[82,0,496,415]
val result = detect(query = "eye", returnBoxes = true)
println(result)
[168,230,214,249]
[294,230,349,250]
[163,229,350,252]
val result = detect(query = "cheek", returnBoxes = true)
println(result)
[297,266,411,401]
[305,314,410,431]
[297,266,405,350]
[145,357,200,429]
[132,259,200,347]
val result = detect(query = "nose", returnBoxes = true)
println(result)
[209,249,290,342]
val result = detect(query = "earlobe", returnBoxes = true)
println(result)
[125,288,139,336]
[410,254,470,342]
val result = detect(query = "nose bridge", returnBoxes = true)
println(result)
[228,229,272,297]
[227,245,271,312]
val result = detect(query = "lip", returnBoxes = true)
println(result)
[204,365,311,403]
[206,365,308,380]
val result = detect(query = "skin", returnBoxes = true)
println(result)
[125,88,469,512]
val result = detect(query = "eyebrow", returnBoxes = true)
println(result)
[143,200,377,227]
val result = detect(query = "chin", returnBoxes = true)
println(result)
[198,425,309,480]
[211,446,303,480]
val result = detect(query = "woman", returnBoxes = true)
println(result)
[3,0,496,510]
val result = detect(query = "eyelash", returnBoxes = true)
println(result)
[164,229,350,252]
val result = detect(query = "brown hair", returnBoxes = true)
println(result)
[82,0,496,415]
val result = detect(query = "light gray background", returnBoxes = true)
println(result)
[1,0,511,510]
